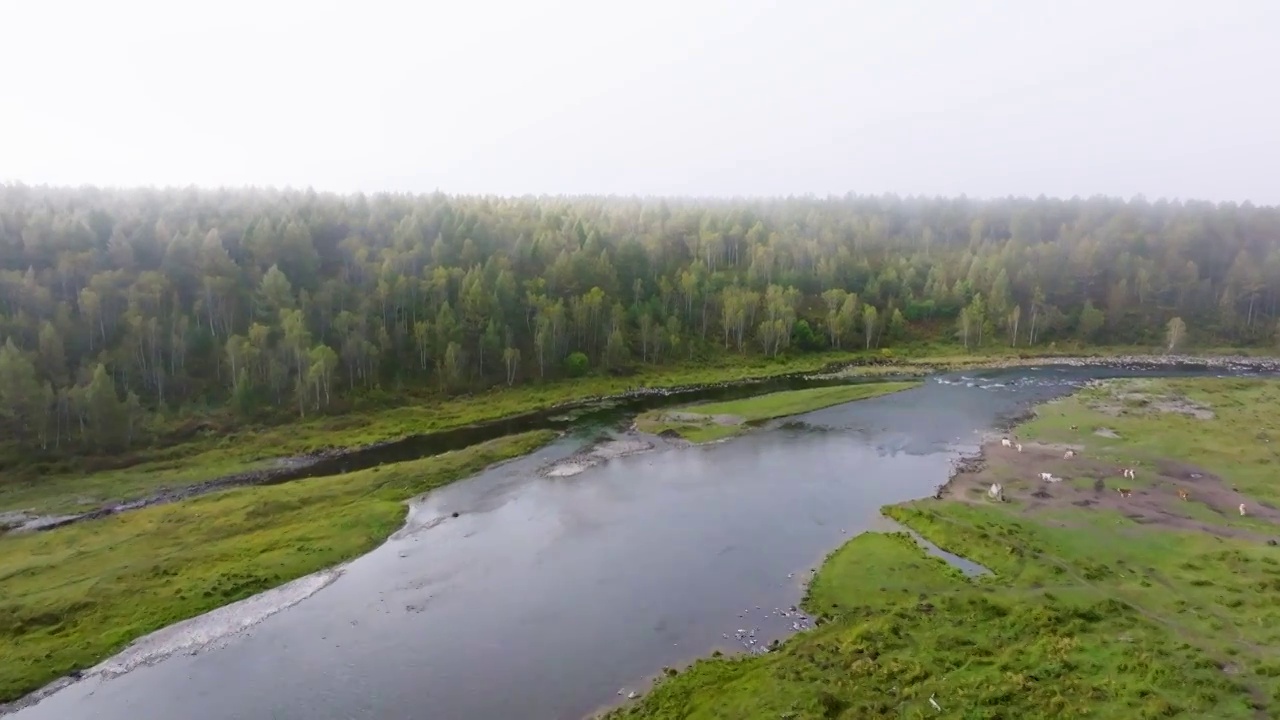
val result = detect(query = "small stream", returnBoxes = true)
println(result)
[870,515,992,578]
[5,359,1277,720]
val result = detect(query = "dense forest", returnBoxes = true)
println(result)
[1,185,1279,453]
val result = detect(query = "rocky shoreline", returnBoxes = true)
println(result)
[817,352,1280,380]
[937,450,987,499]
[540,436,655,478]
[988,352,1280,371]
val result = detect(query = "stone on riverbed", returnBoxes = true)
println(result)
[540,437,655,478]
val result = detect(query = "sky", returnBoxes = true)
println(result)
[3,0,1279,203]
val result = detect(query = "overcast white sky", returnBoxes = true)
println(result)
[2,0,1278,202]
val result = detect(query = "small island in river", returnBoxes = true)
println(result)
[634,381,921,444]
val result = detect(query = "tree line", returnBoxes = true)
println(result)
[1,185,1278,454]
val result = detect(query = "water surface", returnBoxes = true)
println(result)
[8,364,1257,720]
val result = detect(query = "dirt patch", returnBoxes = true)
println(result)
[1152,399,1216,420]
[940,441,1280,543]
[651,410,744,427]
[1154,460,1224,486]
[634,409,748,444]
[0,510,36,532]
[1103,391,1215,420]
[1094,428,1121,439]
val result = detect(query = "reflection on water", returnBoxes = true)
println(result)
[6,364,1262,720]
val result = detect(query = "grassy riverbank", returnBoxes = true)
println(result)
[3,344,1269,517]
[0,430,555,705]
[1,351,864,516]
[606,377,1280,719]
[634,381,921,443]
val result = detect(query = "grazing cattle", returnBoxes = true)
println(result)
[988,483,1003,501]
[1001,438,1012,448]
[1117,487,1132,498]
[1016,443,1023,453]
[1240,503,1247,516]
[1063,450,1076,459]
[1121,468,1135,480]
[1070,425,1079,430]
[1039,472,1052,481]
[1177,489,1189,501]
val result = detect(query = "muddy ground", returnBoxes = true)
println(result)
[648,410,744,427]
[944,439,1280,542]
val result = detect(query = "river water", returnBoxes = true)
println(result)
[7,363,1268,720]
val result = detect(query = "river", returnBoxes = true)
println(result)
[6,362,1271,720]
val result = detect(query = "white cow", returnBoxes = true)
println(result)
[1016,443,1023,453]
[988,483,1003,501]
[1001,438,1012,448]
[1240,503,1248,516]
[1063,450,1076,459]
[1038,472,1053,481]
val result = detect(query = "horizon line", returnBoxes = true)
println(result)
[0,181,1272,209]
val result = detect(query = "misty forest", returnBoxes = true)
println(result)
[1,185,1279,455]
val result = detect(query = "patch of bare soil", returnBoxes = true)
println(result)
[1151,399,1216,420]
[1090,391,1216,421]
[940,441,1280,542]
[655,410,744,426]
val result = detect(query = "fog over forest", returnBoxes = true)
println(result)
[2,1,1278,455]
[0,186,1276,455]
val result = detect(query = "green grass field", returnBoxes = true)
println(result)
[0,430,555,705]
[634,381,921,443]
[607,377,1280,719]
